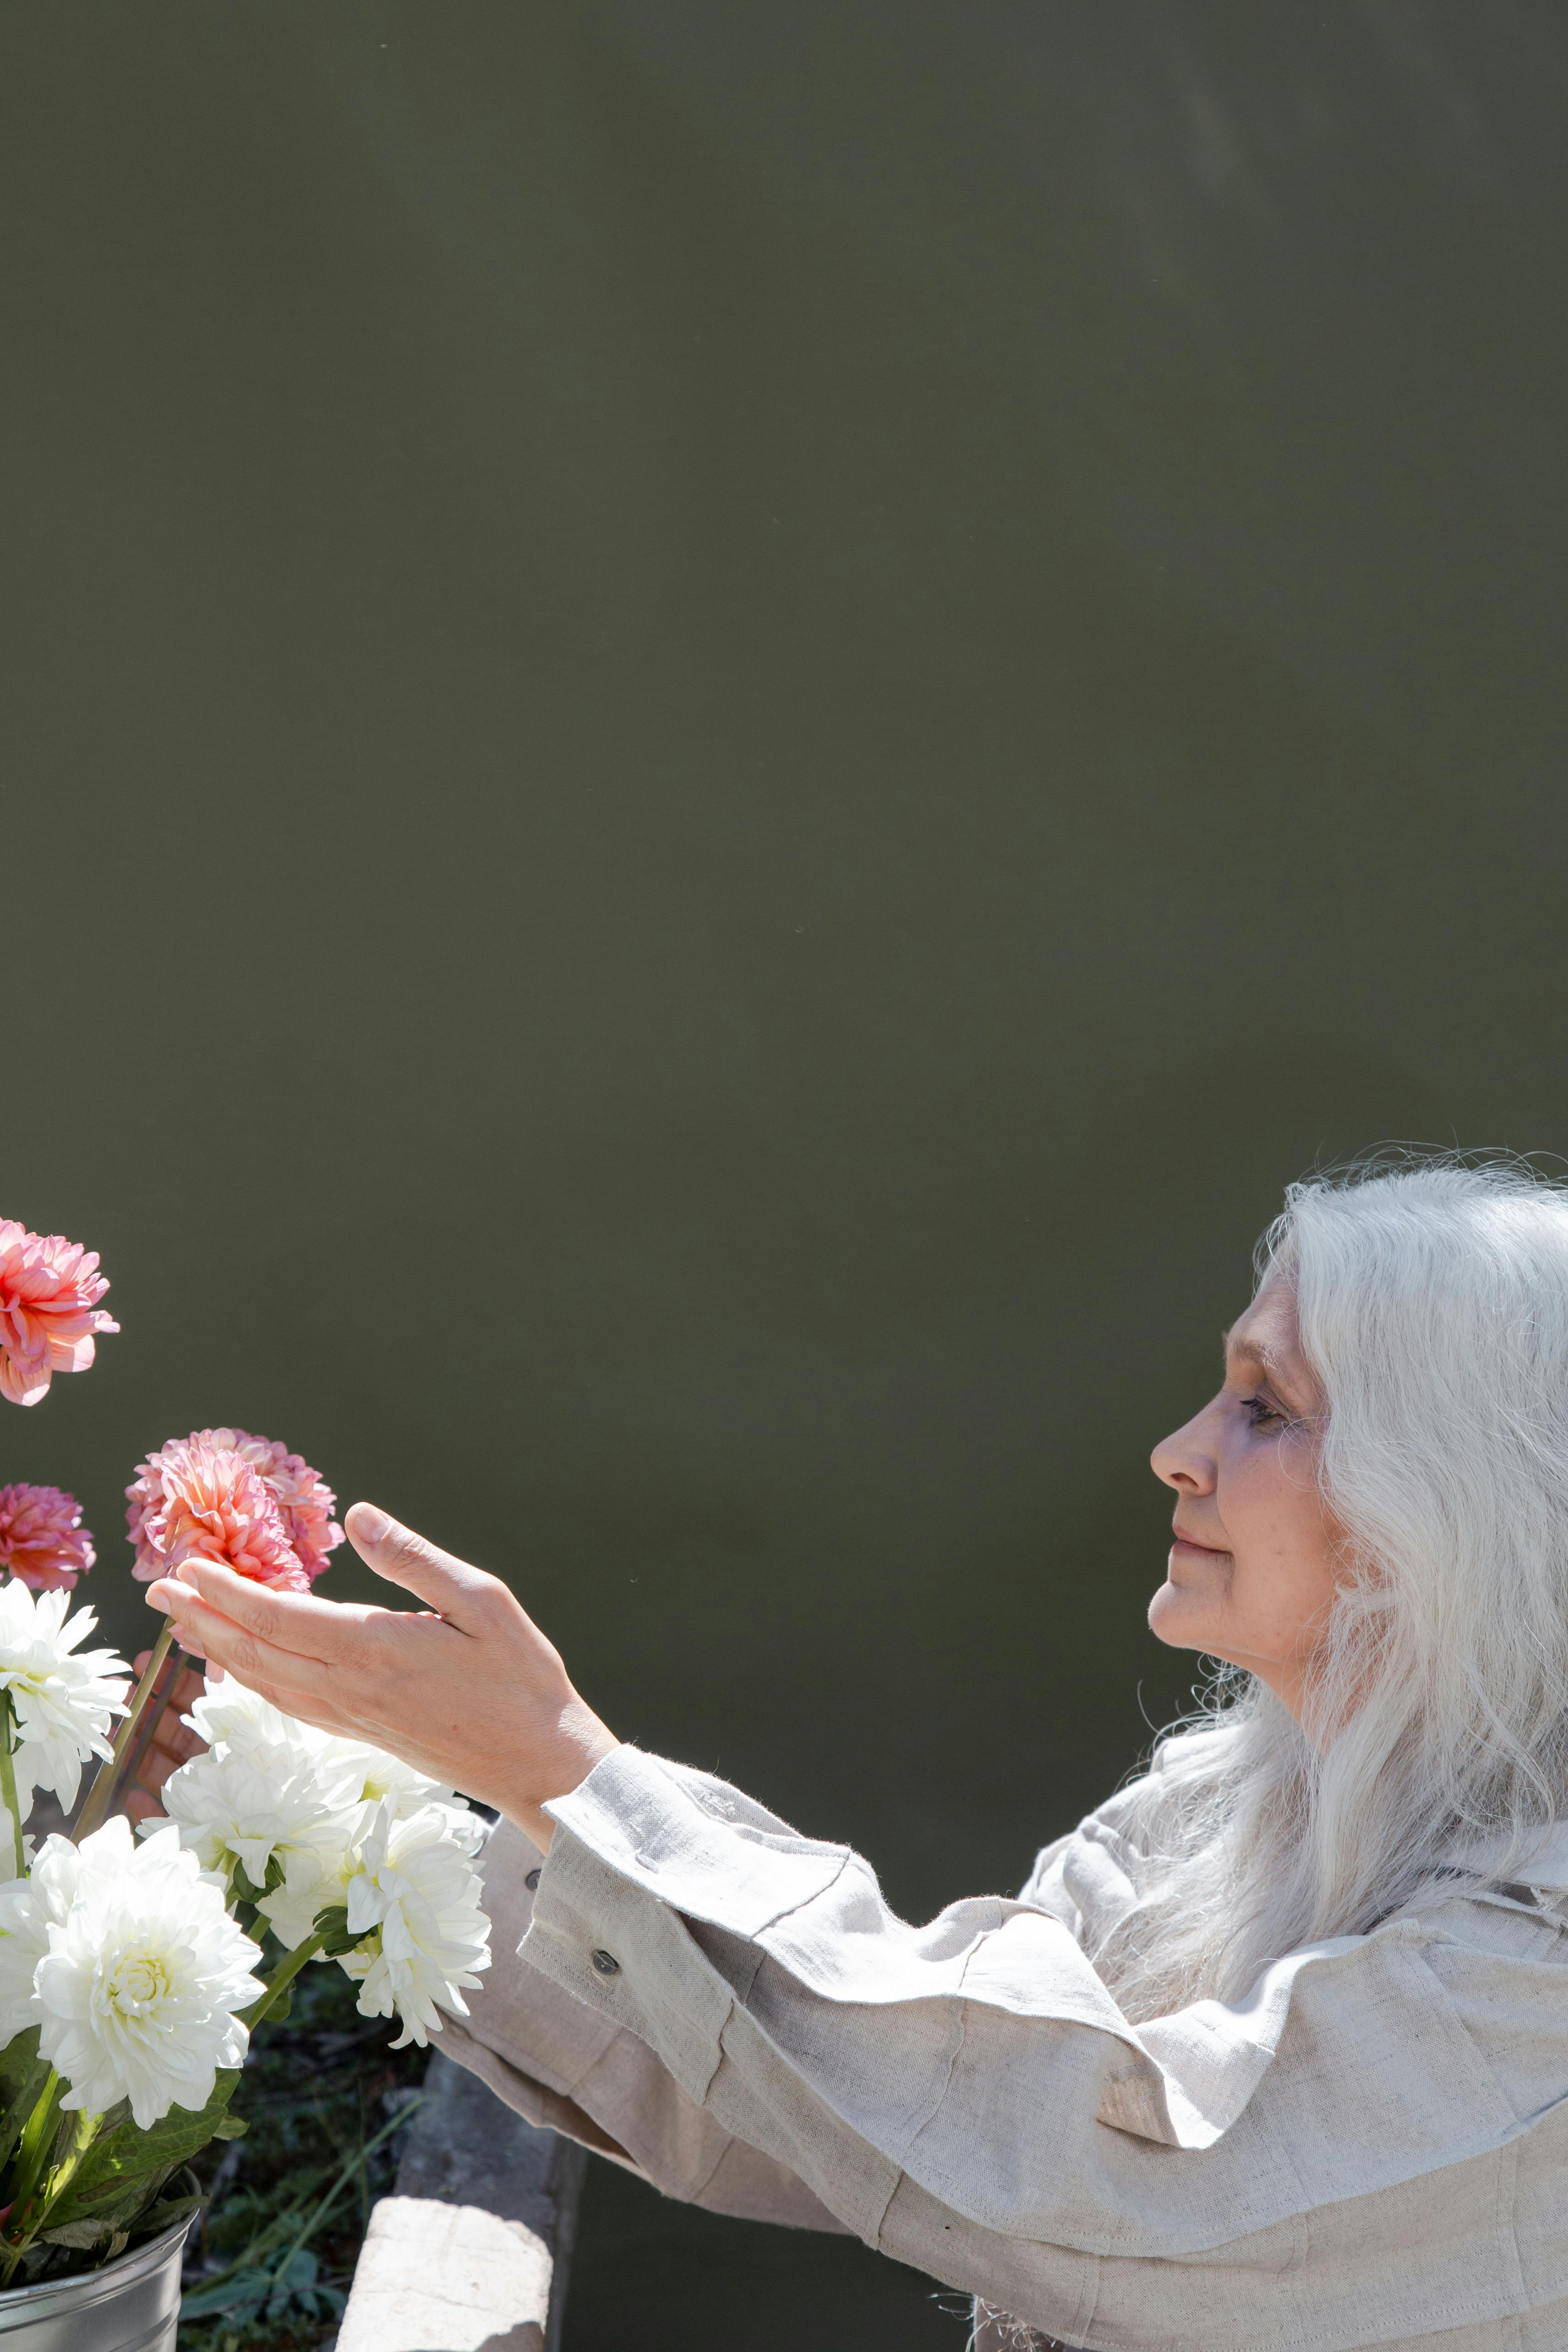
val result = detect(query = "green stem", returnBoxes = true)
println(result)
[73,1620,178,1840]
[11,2073,57,2198]
[0,2070,61,2284]
[0,1713,23,1882]
[25,2108,97,2243]
[264,2099,422,2296]
[242,1931,328,2032]
[172,2171,329,2303]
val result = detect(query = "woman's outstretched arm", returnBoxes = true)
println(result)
[144,1501,619,1849]
[139,1533,845,2240]
[142,1503,1568,2346]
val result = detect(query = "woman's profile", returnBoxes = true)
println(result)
[137,1154,1568,2349]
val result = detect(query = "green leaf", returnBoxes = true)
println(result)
[311,1903,364,1958]
[41,2071,240,2234]
[0,2024,42,2100]
[0,2077,49,2179]
[38,2218,117,2250]
[0,2029,50,2174]
[138,2192,202,2234]
[38,2166,173,2244]
[179,2265,271,2321]
[34,2201,157,2258]
[211,2113,248,2141]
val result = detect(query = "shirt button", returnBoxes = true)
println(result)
[591,1948,621,1977]
[525,1868,541,1891]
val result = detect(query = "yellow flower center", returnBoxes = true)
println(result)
[110,1949,171,2015]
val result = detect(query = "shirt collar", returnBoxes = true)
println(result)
[1442,1819,1568,1889]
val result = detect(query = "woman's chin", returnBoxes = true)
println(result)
[1147,1582,1219,1652]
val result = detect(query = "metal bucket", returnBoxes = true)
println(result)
[0,2206,197,2351]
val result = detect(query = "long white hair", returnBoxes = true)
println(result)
[1095,1153,1568,2022]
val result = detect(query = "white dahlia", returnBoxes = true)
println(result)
[0,1583,129,1810]
[191,1675,464,1827]
[335,1799,491,2048]
[182,1676,321,1761]
[314,1732,467,1823]
[0,1831,80,2039]
[150,1740,364,1898]
[252,1839,353,1952]
[34,1819,264,2128]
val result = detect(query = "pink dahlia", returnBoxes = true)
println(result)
[127,1428,341,1591]
[203,1428,344,1581]
[129,1439,310,1592]
[0,1222,119,1408]
[0,1484,96,1593]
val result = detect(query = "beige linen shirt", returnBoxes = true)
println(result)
[435,1745,1568,2350]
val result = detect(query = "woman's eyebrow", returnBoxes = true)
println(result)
[1221,1325,1291,1381]
[1221,1324,1273,1369]
[1223,1325,1318,1416]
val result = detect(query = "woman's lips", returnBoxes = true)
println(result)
[1171,1531,1230,1557]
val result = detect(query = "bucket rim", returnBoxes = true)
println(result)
[0,2203,197,2321]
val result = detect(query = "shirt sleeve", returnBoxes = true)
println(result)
[520,1745,1568,2352]
[434,1813,849,2232]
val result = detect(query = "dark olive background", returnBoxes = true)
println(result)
[3,5,1567,2344]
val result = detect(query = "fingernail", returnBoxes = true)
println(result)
[350,1503,390,1546]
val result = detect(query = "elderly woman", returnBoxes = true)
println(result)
[137,1160,1568,2349]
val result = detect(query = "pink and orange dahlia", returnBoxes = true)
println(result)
[130,1439,307,1592]
[127,1428,342,1591]
[0,1223,119,1408]
[0,1483,96,1592]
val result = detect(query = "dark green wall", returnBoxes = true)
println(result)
[4,6,1567,2343]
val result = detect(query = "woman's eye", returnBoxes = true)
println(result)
[1242,1394,1284,1431]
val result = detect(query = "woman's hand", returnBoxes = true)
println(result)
[143,1504,619,1850]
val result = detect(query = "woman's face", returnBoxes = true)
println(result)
[1148,1279,1343,1720]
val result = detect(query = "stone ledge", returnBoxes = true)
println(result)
[335,2196,553,2352]
[336,2050,587,2352]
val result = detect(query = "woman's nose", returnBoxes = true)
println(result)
[1151,1406,1219,1495]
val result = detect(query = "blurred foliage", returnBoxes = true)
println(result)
[177,1953,426,2352]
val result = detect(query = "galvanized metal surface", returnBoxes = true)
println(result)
[0,2208,196,2350]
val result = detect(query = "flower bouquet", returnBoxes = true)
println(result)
[0,1217,491,2331]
